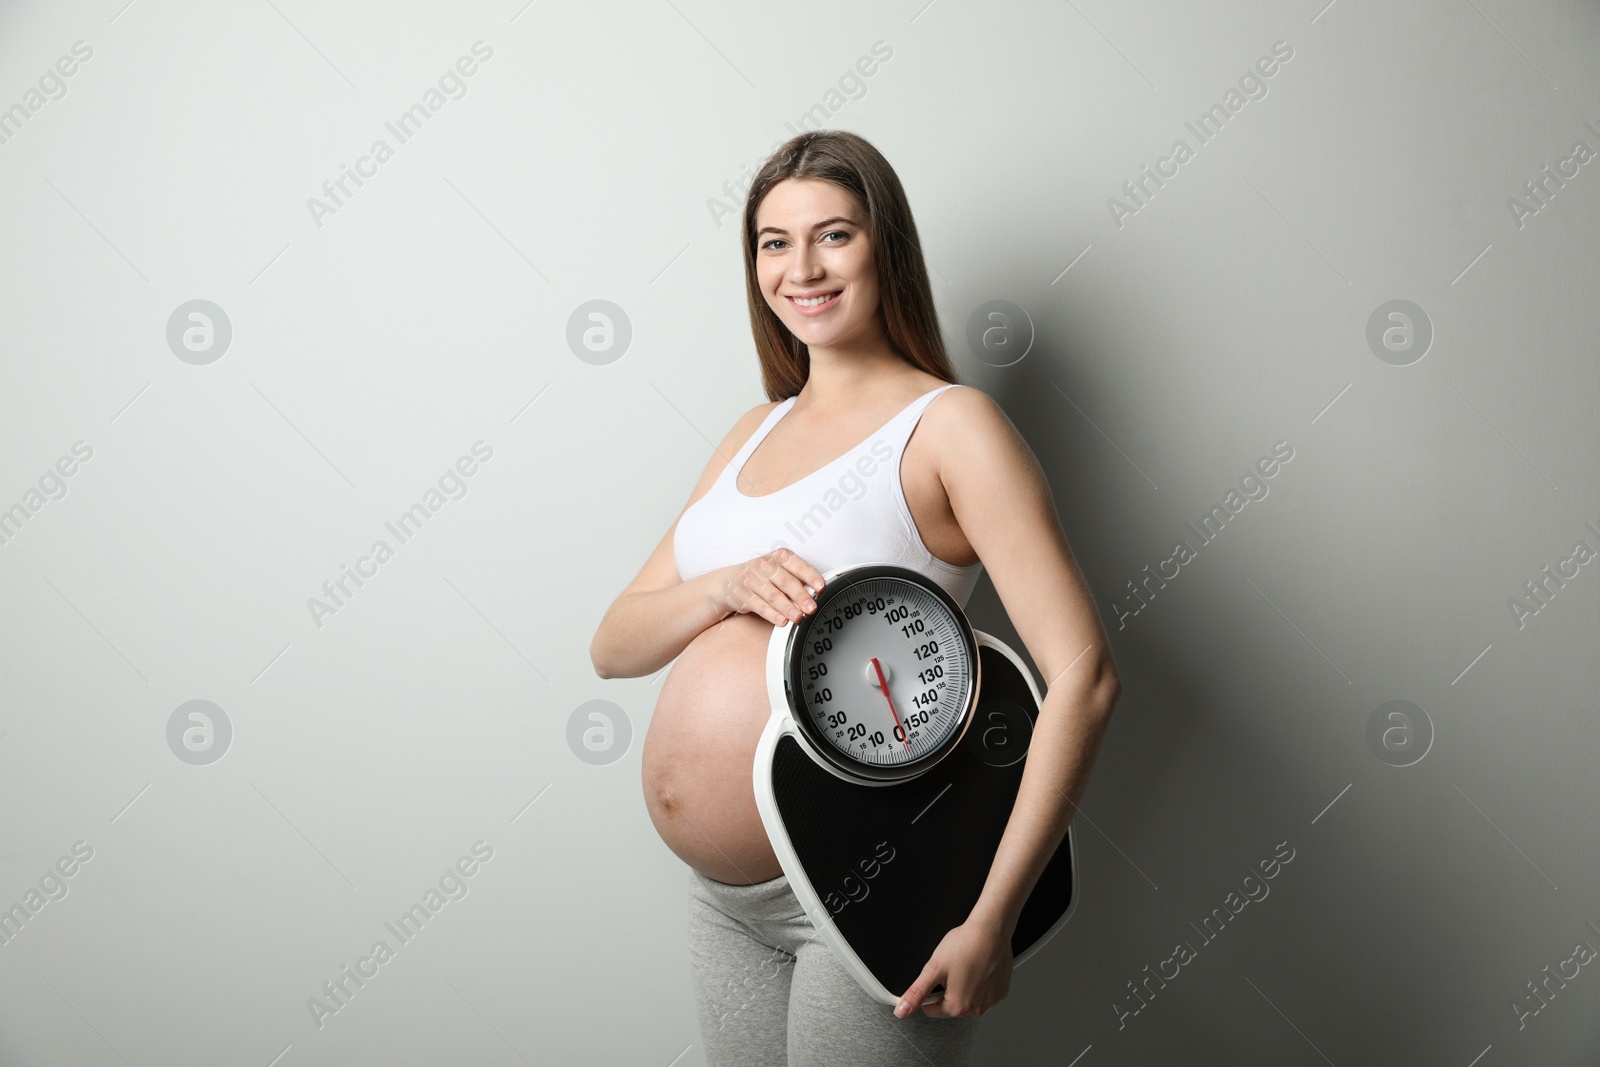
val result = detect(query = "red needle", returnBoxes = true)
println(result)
[870,656,913,753]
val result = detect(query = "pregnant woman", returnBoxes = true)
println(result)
[590,130,1122,1066]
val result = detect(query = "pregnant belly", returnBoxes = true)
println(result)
[641,612,784,885]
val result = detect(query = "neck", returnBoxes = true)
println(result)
[793,317,915,411]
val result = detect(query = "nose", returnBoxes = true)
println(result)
[789,241,825,284]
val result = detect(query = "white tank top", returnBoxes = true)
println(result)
[673,383,984,608]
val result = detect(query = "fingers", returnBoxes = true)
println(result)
[722,566,803,626]
[741,562,802,625]
[757,571,806,624]
[766,568,818,623]
[918,986,962,1019]
[725,570,786,627]
[776,548,827,599]
[718,571,771,626]
[895,963,942,1019]
[772,549,826,620]
[737,549,826,627]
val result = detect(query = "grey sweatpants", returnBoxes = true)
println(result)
[686,867,983,1066]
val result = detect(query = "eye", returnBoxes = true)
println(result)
[761,238,788,251]
[822,229,850,243]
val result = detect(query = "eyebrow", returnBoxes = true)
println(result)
[756,215,859,237]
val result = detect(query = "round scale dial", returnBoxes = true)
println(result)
[784,565,979,782]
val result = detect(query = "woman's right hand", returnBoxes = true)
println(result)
[714,548,827,627]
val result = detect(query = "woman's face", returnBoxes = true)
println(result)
[753,178,882,352]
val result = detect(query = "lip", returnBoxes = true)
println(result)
[786,290,842,316]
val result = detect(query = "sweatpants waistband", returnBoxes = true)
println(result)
[690,868,804,924]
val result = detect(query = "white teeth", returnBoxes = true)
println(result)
[794,293,837,307]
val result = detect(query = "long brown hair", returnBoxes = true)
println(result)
[741,130,960,401]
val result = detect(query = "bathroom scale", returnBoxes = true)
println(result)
[753,562,1079,1009]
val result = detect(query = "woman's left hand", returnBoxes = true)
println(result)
[893,918,1013,1019]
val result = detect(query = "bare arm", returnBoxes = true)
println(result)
[590,568,733,680]
[895,386,1123,1018]
[589,401,826,679]
[944,389,1122,936]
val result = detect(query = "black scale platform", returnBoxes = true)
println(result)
[769,642,1078,996]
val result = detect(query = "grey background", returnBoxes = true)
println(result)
[1,0,1597,1064]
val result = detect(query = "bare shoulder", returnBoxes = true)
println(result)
[926,383,1008,428]
[717,399,785,463]
[925,385,1027,451]
[923,385,1047,488]
[685,398,784,494]
[731,397,786,438]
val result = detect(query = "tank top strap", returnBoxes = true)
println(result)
[722,396,798,480]
[882,383,964,453]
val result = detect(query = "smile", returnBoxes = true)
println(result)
[788,291,841,312]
